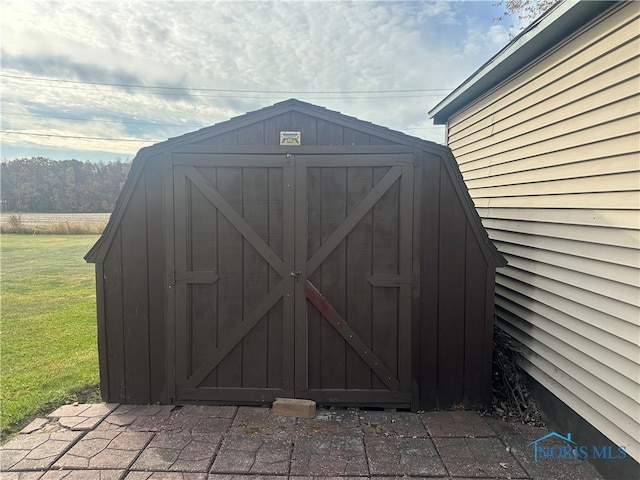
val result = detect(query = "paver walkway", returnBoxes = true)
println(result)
[1,403,604,479]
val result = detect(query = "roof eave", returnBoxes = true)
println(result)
[429,0,615,124]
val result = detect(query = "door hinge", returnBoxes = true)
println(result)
[168,271,175,289]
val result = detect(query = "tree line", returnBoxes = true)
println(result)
[1,157,131,213]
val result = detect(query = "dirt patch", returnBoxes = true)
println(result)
[1,384,101,443]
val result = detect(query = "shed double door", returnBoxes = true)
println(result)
[170,148,415,407]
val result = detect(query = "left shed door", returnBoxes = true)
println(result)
[171,154,295,402]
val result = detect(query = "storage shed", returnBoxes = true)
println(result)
[86,99,506,410]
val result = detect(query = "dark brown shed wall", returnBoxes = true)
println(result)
[418,152,495,409]
[93,101,502,408]
[99,158,167,404]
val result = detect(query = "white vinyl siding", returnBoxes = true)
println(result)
[443,2,640,462]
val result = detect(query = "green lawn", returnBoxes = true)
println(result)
[0,234,101,436]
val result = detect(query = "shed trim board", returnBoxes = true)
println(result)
[86,99,505,410]
[163,152,176,404]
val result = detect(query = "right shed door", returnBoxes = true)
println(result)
[293,152,414,407]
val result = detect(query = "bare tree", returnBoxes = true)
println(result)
[494,0,558,35]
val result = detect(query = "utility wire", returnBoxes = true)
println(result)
[0,131,158,143]
[2,111,202,128]
[6,83,446,99]
[1,73,453,94]
[1,124,442,145]
[2,74,446,144]
[2,111,443,130]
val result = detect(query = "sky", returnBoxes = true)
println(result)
[0,0,518,163]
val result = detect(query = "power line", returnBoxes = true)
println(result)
[6,83,447,99]
[1,126,441,145]
[2,111,201,128]
[1,75,446,145]
[1,73,454,94]
[0,131,158,143]
[3,111,441,131]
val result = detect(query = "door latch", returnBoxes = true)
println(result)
[289,271,302,283]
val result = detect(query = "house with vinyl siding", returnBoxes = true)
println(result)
[429,0,639,477]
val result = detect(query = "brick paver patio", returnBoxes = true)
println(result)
[1,403,605,479]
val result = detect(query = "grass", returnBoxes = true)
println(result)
[1,214,106,234]
[0,234,101,439]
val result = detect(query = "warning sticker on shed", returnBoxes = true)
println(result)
[280,131,301,145]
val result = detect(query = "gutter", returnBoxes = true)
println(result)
[429,0,615,124]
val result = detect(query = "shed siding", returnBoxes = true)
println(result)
[100,158,167,403]
[197,112,396,147]
[419,153,495,409]
[91,99,503,409]
[444,2,640,461]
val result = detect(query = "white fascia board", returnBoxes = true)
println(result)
[429,0,615,124]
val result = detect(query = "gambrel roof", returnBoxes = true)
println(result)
[86,99,506,267]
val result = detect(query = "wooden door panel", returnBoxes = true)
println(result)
[319,167,347,390]
[214,166,244,388]
[172,151,413,407]
[305,166,401,275]
[295,156,414,406]
[173,157,295,401]
[306,281,400,391]
[345,168,375,390]
[371,169,400,389]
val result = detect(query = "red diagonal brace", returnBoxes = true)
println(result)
[305,280,400,391]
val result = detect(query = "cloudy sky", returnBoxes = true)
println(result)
[1,1,516,163]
